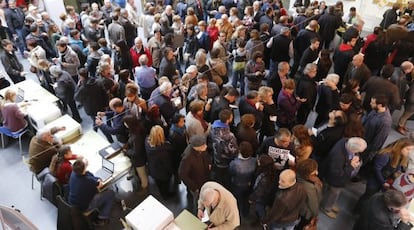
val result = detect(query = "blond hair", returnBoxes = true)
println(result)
[148,125,165,147]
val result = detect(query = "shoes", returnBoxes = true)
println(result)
[397,126,407,135]
[321,208,337,219]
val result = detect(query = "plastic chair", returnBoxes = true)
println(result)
[0,126,29,155]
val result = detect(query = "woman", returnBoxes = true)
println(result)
[292,125,313,163]
[185,100,211,139]
[229,25,247,53]
[187,84,210,113]
[0,89,28,132]
[295,159,323,230]
[315,49,332,82]
[195,49,212,82]
[145,125,174,200]
[236,114,259,151]
[123,83,147,119]
[208,48,227,88]
[47,23,62,52]
[49,145,78,185]
[245,51,266,93]
[134,54,157,100]
[168,113,188,184]
[113,40,133,75]
[258,86,277,142]
[277,79,304,130]
[315,74,340,127]
[245,29,264,61]
[242,6,254,30]
[207,18,219,50]
[363,28,388,76]
[147,28,164,72]
[123,115,148,193]
[355,138,414,210]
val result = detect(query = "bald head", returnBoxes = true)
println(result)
[308,20,319,30]
[279,169,296,189]
[352,53,364,67]
[401,61,414,74]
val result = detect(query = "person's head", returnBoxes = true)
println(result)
[200,186,220,207]
[370,94,389,111]
[310,37,320,50]
[125,82,139,100]
[98,38,108,48]
[343,34,358,47]
[240,114,255,128]
[186,65,198,78]
[380,64,395,79]
[275,128,291,148]
[195,49,207,68]
[196,83,208,98]
[56,39,68,53]
[159,82,173,97]
[172,113,185,128]
[49,65,63,78]
[99,62,112,78]
[392,2,401,11]
[148,125,165,147]
[278,169,296,189]
[345,137,367,154]
[252,51,264,63]
[190,134,208,152]
[3,89,17,103]
[138,54,149,66]
[292,124,311,145]
[223,87,239,103]
[134,37,143,49]
[58,145,73,159]
[278,62,290,76]
[328,110,348,126]
[352,53,364,67]
[1,39,13,52]
[186,24,195,36]
[164,47,175,61]
[258,86,274,104]
[349,6,356,16]
[72,158,88,176]
[380,138,414,168]
[239,141,253,158]
[282,79,296,95]
[189,100,205,116]
[383,189,408,213]
[324,74,340,88]
[8,0,16,8]
[401,61,414,74]
[219,109,233,124]
[345,78,360,93]
[339,93,353,111]
[296,158,319,180]
[246,90,259,103]
[303,63,317,78]
[280,26,290,36]
[109,98,124,113]
[36,128,55,145]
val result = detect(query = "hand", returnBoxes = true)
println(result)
[308,129,314,136]
[97,112,105,117]
[255,71,261,76]
[296,97,307,102]
[197,208,204,219]
[20,72,26,76]
[95,118,103,126]
[383,182,390,189]
[399,208,412,224]
[12,34,17,39]
[61,62,67,67]
[205,102,211,111]
[351,156,360,169]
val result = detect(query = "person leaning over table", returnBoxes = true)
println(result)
[197,181,240,230]
[68,158,115,226]
[28,126,66,174]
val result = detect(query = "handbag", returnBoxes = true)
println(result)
[303,216,317,230]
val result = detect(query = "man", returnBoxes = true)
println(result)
[209,86,239,122]
[262,169,307,230]
[107,14,125,47]
[344,53,371,88]
[25,24,56,59]
[49,65,82,123]
[5,0,25,56]
[271,15,289,36]
[392,61,413,107]
[84,18,104,42]
[130,37,152,69]
[318,6,342,49]
[217,14,233,42]
[149,81,178,125]
[293,19,320,72]
[380,3,401,29]
[210,109,239,188]
[187,74,220,102]
[296,63,318,124]
[298,38,320,72]
[343,7,361,25]
[119,9,137,48]
[55,39,80,83]
[353,190,413,230]
[0,39,25,83]
[179,135,212,212]
[96,98,128,144]
[68,158,115,226]
[363,94,392,154]
[267,27,293,73]
[239,90,264,130]
[28,126,66,174]
[267,61,290,102]
[212,31,229,63]
[320,137,367,219]
[197,181,240,229]
[159,47,179,81]
[257,128,296,171]
[361,64,401,113]
[259,7,274,31]
[333,34,358,88]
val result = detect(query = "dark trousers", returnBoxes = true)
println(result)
[212,165,230,189]
[297,106,311,125]
[87,189,115,219]
[154,178,172,199]
[232,185,251,217]
[63,99,82,123]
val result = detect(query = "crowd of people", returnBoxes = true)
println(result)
[2,0,414,228]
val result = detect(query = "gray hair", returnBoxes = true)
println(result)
[159,82,172,94]
[346,137,367,153]
[303,63,317,75]
[325,73,340,85]
[200,187,218,204]
[138,54,148,66]
[36,128,51,141]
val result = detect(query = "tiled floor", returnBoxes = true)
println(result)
[0,56,410,230]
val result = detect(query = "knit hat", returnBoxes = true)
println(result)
[49,65,62,77]
[190,135,206,147]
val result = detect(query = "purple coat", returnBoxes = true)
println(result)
[277,90,301,125]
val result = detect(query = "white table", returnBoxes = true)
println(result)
[0,79,59,104]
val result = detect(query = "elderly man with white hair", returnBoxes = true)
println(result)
[149,81,178,125]
[197,181,240,229]
[320,137,367,219]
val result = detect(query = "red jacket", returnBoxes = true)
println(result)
[130,47,153,68]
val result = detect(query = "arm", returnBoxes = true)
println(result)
[372,154,390,186]
[1,56,22,76]
[262,198,287,224]
[178,156,198,192]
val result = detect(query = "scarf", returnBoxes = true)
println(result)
[192,112,208,132]
[171,124,185,135]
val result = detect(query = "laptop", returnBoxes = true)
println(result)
[15,88,24,103]
[98,142,122,159]
[94,158,114,182]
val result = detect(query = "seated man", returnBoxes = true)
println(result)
[95,98,128,144]
[68,158,115,226]
[28,126,65,174]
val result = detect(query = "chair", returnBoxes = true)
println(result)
[56,195,95,230]
[0,126,29,155]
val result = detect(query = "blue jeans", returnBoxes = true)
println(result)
[231,69,245,95]
[269,219,299,230]
[87,189,115,219]
[14,28,25,55]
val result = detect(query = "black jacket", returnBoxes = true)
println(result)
[75,78,109,116]
[270,34,291,62]
[296,75,317,110]
[0,50,23,81]
[323,138,355,187]
[5,7,25,33]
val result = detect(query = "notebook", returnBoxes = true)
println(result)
[15,88,24,103]
[98,142,122,159]
[94,158,114,182]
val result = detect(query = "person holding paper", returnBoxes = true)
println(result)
[197,181,240,229]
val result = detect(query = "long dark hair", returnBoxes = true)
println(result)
[49,145,71,176]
